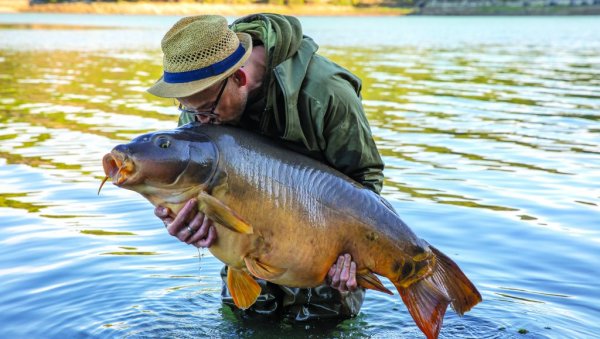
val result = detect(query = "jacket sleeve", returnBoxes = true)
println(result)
[320,76,384,195]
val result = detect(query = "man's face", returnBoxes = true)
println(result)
[177,76,247,125]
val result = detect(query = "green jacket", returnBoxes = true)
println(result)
[179,14,383,320]
[179,13,384,194]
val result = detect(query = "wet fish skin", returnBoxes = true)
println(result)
[102,123,481,339]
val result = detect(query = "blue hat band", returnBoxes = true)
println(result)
[163,43,246,84]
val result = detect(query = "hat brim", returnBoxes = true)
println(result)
[147,32,252,98]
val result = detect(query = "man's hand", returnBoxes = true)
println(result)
[327,253,358,293]
[154,198,217,248]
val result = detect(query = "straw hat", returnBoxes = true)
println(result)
[148,15,252,98]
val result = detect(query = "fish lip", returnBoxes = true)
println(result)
[102,151,135,187]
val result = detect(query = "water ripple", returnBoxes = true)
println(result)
[1,15,600,339]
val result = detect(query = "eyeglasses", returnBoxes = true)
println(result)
[178,77,229,122]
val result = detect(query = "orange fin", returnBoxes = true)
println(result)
[429,245,482,315]
[357,270,393,295]
[395,245,482,339]
[226,267,261,310]
[244,257,286,280]
[198,191,253,234]
[396,279,450,339]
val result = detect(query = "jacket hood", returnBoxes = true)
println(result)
[231,14,317,138]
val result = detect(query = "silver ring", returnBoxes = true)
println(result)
[187,225,195,236]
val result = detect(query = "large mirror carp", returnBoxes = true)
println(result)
[101,123,481,339]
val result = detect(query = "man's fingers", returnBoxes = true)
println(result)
[331,255,344,288]
[195,225,217,248]
[337,254,352,292]
[166,199,197,236]
[327,253,359,293]
[154,205,170,218]
[347,261,358,291]
[157,199,216,247]
[172,198,197,225]
[155,206,173,228]
[187,214,210,244]
[327,264,337,279]
[176,227,192,242]
[340,254,351,281]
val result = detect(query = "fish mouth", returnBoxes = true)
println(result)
[99,151,135,194]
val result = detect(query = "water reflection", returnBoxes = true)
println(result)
[0,192,48,213]
[1,16,599,339]
[0,23,123,30]
[80,229,135,236]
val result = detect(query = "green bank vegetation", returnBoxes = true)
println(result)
[1,0,598,15]
[20,0,600,15]
[29,0,413,8]
[416,0,600,15]
[4,0,413,16]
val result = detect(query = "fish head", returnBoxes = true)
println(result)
[102,129,217,192]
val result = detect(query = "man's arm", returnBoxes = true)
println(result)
[321,76,384,194]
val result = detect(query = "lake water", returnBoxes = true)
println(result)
[1,13,599,338]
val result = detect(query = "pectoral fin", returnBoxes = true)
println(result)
[244,257,287,280]
[357,270,394,295]
[227,266,261,310]
[198,191,253,234]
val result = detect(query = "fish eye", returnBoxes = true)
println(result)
[155,136,171,149]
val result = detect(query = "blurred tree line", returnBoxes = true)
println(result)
[28,0,600,7]
[29,0,418,7]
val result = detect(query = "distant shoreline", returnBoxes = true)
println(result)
[416,4,600,16]
[1,1,598,17]
[0,1,412,17]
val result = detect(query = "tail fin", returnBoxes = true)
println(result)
[394,245,482,339]
[428,245,482,315]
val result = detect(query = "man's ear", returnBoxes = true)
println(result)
[233,68,247,87]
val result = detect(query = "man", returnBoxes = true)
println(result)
[148,14,385,321]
